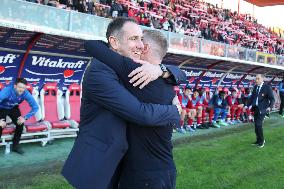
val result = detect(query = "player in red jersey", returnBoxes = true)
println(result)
[201,87,215,127]
[226,88,244,124]
[178,86,196,133]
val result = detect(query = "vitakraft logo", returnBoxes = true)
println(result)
[0,54,19,75]
[25,56,87,78]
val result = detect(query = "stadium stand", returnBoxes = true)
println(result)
[26,0,283,55]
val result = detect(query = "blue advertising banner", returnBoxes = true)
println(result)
[21,54,90,90]
[0,51,22,85]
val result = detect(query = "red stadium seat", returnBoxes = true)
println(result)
[40,83,70,129]
[2,126,15,135]
[64,83,81,124]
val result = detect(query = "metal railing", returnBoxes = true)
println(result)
[1,0,283,65]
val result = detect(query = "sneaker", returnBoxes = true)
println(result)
[202,124,210,129]
[212,121,221,128]
[207,123,215,128]
[251,141,259,145]
[258,140,266,148]
[186,125,195,132]
[219,120,228,126]
[196,124,204,129]
[12,146,24,155]
[173,129,177,133]
[228,120,235,125]
[176,128,186,134]
[235,119,242,124]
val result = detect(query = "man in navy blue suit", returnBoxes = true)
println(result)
[85,28,186,189]
[62,17,186,189]
[248,74,274,148]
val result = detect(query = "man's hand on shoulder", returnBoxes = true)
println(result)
[129,63,163,89]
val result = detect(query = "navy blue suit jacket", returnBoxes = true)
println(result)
[62,45,183,189]
[249,83,275,114]
[85,41,187,176]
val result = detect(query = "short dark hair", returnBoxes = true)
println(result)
[184,85,191,90]
[15,78,27,85]
[106,17,138,43]
[193,88,199,93]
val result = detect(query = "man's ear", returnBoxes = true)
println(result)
[109,36,119,50]
[143,43,150,53]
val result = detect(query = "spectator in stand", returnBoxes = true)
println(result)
[31,0,283,55]
[110,0,122,18]
[86,0,95,14]
[76,0,87,13]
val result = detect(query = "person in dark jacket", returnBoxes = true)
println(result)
[62,17,185,189]
[86,29,186,189]
[248,74,275,148]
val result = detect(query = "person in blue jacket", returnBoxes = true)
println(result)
[212,90,229,128]
[0,78,39,154]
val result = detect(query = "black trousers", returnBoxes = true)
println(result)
[279,92,284,115]
[0,106,24,147]
[253,107,265,144]
[119,169,176,189]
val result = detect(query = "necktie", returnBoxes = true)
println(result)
[256,86,260,106]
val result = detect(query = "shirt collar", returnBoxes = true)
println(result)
[257,82,264,90]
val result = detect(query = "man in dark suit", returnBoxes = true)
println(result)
[278,78,284,117]
[62,17,186,189]
[85,28,186,189]
[249,74,275,148]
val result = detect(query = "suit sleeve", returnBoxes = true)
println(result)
[165,65,187,85]
[85,40,137,83]
[85,40,187,85]
[267,85,275,109]
[84,62,180,127]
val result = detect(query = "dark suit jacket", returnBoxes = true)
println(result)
[85,41,187,176]
[62,48,182,189]
[249,83,275,115]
